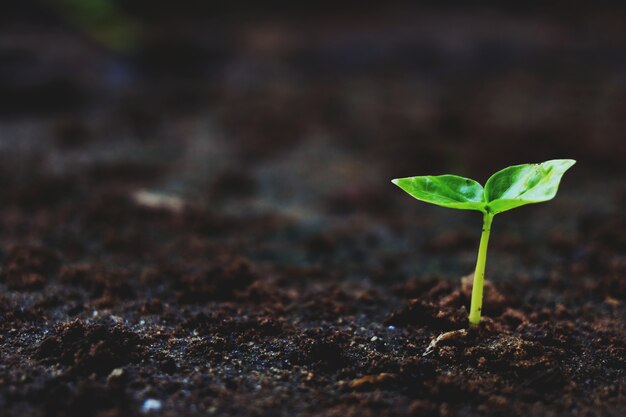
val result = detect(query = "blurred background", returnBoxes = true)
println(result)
[3,3,626,169]
[0,1,625,278]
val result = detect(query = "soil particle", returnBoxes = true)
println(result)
[176,256,258,303]
[1,245,61,290]
[348,372,396,390]
[43,380,131,417]
[295,286,359,321]
[459,275,508,315]
[395,278,451,299]
[499,308,529,328]
[385,299,467,330]
[36,320,144,376]
[429,373,478,403]
[290,330,349,370]
[59,264,136,306]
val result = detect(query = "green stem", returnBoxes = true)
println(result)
[468,213,494,326]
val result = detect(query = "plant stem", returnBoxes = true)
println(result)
[468,213,494,326]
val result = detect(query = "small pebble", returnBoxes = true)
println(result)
[370,336,378,342]
[142,399,162,413]
[107,368,125,385]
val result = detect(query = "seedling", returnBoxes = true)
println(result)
[392,159,575,326]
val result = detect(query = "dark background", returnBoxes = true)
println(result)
[1,1,625,278]
[1,2,625,172]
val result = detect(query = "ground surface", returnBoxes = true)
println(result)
[1,4,626,417]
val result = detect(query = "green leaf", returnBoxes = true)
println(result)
[392,175,486,211]
[483,159,576,214]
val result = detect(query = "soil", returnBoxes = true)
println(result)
[1,4,626,417]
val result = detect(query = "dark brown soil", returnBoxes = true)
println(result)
[1,4,626,417]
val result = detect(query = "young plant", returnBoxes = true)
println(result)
[392,159,576,326]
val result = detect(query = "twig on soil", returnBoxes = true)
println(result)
[423,329,468,356]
